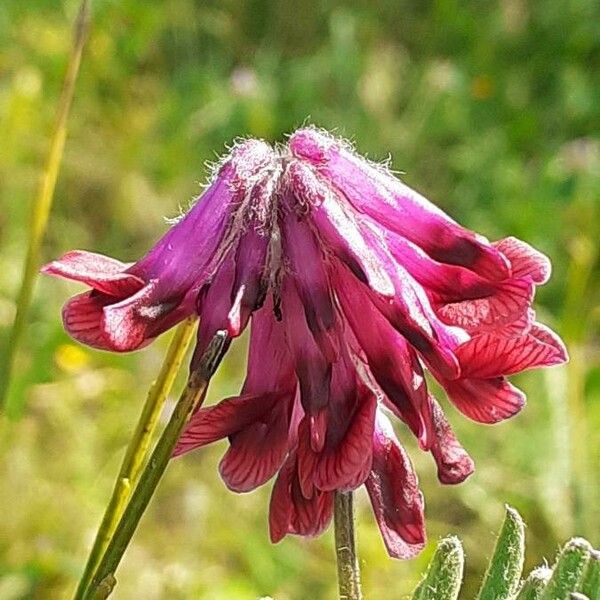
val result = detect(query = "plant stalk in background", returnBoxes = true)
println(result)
[0,0,91,416]
[333,491,362,600]
[74,318,196,598]
[82,331,228,599]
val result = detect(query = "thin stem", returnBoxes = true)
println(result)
[0,0,91,416]
[334,491,363,600]
[73,318,197,598]
[83,331,229,599]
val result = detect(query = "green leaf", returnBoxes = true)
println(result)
[515,567,553,600]
[411,536,464,600]
[541,538,592,600]
[477,505,525,600]
[581,550,600,600]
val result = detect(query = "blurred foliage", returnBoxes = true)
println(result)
[0,0,598,598]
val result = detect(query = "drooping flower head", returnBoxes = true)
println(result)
[43,127,567,558]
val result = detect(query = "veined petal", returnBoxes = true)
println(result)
[455,328,567,379]
[365,412,426,558]
[173,391,283,456]
[494,237,551,284]
[42,250,144,297]
[436,278,534,334]
[62,291,118,350]
[313,388,376,492]
[443,376,525,424]
[100,282,161,351]
[219,398,292,492]
[269,453,334,542]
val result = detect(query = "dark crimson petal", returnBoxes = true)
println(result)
[455,329,567,379]
[281,277,331,449]
[219,398,292,492]
[296,417,319,499]
[429,396,475,484]
[494,237,551,284]
[281,211,339,362]
[41,250,144,297]
[269,453,334,542]
[365,412,426,559]
[173,392,283,456]
[269,455,295,543]
[227,226,269,337]
[335,266,437,447]
[443,377,525,424]
[289,128,510,281]
[242,295,296,395]
[313,389,376,492]
[289,472,334,538]
[436,279,534,334]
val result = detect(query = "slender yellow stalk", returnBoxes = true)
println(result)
[0,0,91,416]
[74,318,197,598]
[83,331,228,599]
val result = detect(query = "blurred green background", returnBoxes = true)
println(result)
[1,0,599,598]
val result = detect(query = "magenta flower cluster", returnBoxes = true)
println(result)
[43,128,567,558]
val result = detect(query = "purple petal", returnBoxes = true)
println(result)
[289,128,510,281]
[281,277,332,444]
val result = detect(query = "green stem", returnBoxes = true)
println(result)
[334,491,363,600]
[83,331,228,599]
[73,318,197,598]
[0,0,91,416]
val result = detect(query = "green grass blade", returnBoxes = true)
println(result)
[411,536,464,600]
[477,505,525,600]
[541,538,592,600]
[83,331,228,599]
[73,318,196,598]
[515,567,553,600]
[0,0,91,417]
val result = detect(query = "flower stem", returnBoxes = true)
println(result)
[73,317,197,598]
[0,0,91,416]
[334,491,363,600]
[82,331,228,600]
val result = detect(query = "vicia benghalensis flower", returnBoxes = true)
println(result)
[43,128,567,558]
